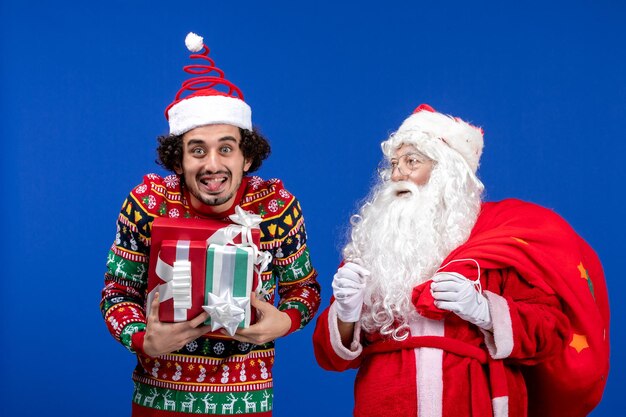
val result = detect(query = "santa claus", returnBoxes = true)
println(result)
[312,104,609,417]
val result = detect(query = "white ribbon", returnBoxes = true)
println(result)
[171,260,192,309]
[147,241,193,321]
[206,205,273,276]
[202,292,250,336]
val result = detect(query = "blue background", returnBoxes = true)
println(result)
[1,1,623,415]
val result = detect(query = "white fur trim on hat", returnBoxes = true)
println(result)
[397,108,483,173]
[168,95,252,135]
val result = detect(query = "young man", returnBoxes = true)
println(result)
[312,104,608,417]
[101,33,321,416]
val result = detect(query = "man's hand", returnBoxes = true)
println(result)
[143,293,213,357]
[332,262,369,323]
[230,294,292,345]
[431,272,493,330]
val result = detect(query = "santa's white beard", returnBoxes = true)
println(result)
[343,174,481,340]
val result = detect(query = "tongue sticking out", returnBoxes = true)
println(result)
[201,178,226,193]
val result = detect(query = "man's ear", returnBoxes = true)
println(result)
[174,163,183,175]
[243,158,253,173]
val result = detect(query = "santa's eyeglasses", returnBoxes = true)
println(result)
[377,152,431,181]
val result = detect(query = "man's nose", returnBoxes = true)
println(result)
[203,151,222,171]
[390,165,407,182]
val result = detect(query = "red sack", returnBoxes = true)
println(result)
[411,280,450,320]
[416,199,609,417]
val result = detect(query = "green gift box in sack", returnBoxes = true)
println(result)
[147,206,272,336]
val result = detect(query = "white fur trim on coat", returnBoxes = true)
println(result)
[492,396,509,417]
[410,317,445,417]
[481,291,514,359]
[328,302,363,361]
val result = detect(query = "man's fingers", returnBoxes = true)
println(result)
[433,271,467,284]
[434,300,460,313]
[250,293,269,311]
[149,292,161,322]
[332,277,365,290]
[343,262,371,277]
[190,324,213,338]
[431,290,461,302]
[188,311,210,328]
[431,280,464,293]
[229,331,253,344]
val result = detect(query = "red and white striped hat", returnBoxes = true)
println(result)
[165,32,252,135]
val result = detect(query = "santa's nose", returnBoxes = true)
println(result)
[390,166,408,182]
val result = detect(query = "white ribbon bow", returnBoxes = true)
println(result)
[202,292,250,336]
[229,205,263,230]
[224,205,273,276]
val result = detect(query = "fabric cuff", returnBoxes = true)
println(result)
[283,308,303,335]
[131,330,147,356]
[328,303,363,360]
[481,291,514,359]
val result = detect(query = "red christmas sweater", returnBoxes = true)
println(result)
[313,199,608,417]
[101,173,321,416]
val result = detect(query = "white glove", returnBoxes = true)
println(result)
[431,271,492,330]
[332,262,370,322]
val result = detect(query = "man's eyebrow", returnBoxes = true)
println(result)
[185,139,205,147]
[218,136,238,143]
[185,136,238,147]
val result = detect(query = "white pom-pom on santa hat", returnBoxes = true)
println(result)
[185,32,204,53]
[396,104,484,174]
[165,32,252,135]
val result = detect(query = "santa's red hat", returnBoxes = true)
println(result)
[165,32,252,135]
[397,104,483,173]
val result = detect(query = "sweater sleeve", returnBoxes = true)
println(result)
[269,194,322,334]
[100,177,157,353]
[481,268,570,364]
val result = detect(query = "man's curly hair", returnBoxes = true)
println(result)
[156,127,271,174]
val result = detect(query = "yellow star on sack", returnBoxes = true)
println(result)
[570,333,590,353]
[577,262,590,281]
[512,237,529,245]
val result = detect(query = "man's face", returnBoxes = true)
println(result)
[177,124,252,214]
[390,144,434,188]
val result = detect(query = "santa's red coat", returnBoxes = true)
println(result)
[312,199,608,417]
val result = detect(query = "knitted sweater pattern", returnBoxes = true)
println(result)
[101,173,321,415]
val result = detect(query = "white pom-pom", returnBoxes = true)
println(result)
[185,32,204,53]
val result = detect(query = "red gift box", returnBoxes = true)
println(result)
[147,216,262,329]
